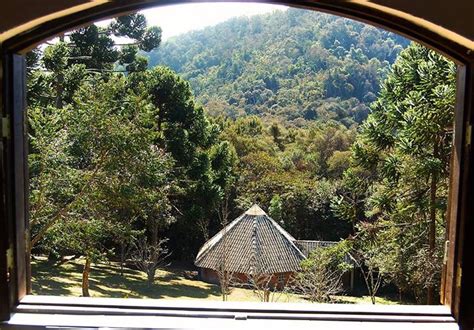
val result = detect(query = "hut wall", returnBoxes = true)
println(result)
[199,268,220,284]
[199,268,294,290]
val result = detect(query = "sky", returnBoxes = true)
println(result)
[98,3,288,41]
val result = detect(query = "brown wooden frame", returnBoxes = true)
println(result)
[0,0,473,328]
[0,53,28,321]
[451,61,474,329]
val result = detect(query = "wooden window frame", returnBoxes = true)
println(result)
[0,1,473,328]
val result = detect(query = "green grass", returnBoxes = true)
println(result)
[333,295,400,305]
[31,256,298,302]
[31,257,400,304]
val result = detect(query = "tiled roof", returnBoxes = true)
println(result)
[195,204,306,274]
[295,240,353,264]
[295,240,337,257]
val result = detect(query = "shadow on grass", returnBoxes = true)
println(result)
[31,259,84,296]
[31,258,221,300]
[31,259,403,304]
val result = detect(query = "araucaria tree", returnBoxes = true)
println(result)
[334,43,456,303]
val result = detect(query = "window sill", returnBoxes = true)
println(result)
[2,295,458,329]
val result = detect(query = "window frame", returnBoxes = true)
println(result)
[1,1,473,328]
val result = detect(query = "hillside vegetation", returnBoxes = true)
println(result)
[148,8,409,127]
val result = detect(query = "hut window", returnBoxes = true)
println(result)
[278,274,285,285]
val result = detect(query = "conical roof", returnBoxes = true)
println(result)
[195,204,305,274]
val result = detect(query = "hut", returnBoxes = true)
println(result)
[194,204,306,288]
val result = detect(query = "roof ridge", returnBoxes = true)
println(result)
[249,214,258,275]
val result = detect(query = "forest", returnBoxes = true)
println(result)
[27,8,455,304]
[148,8,409,126]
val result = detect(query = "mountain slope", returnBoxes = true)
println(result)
[147,8,410,127]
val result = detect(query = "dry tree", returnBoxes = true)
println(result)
[215,192,237,301]
[289,246,344,303]
[130,236,170,284]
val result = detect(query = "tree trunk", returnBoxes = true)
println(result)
[199,218,210,242]
[82,257,91,297]
[427,142,439,304]
[264,290,270,302]
[120,243,125,276]
[55,73,64,108]
[147,269,155,285]
[150,218,158,247]
[369,273,376,305]
[55,34,65,109]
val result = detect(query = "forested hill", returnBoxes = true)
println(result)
[147,8,410,127]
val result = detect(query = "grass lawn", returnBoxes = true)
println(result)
[31,257,399,304]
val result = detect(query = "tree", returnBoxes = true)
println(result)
[215,192,236,301]
[291,245,347,303]
[29,71,176,293]
[131,237,170,284]
[336,43,456,303]
[44,215,112,297]
[268,194,283,224]
[28,14,161,111]
[247,273,274,302]
[347,228,386,305]
[135,67,237,259]
[69,13,161,72]
[28,13,164,255]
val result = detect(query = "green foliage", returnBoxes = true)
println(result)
[335,43,455,302]
[43,42,69,72]
[66,13,160,72]
[111,13,147,40]
[69,25,119,71]
[148,8,408,127]
[29,74,176,260]
[45,217,113,263]
[268,195,283,224]
[224,118,354,240]
[303,241,352,274]
[141,26,163,52]
[295,243,351,302]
